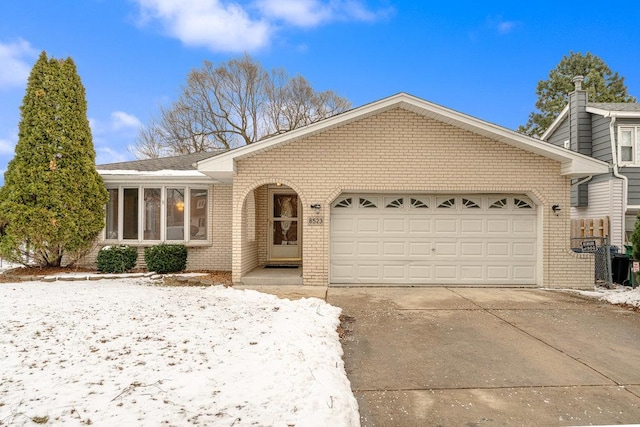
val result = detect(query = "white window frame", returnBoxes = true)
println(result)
[103,184,210,245]
[618,126,640,166]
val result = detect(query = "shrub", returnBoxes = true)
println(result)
[97,245,138,273]
[144,244,187,274]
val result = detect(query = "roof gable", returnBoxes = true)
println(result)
[197,93,607,182]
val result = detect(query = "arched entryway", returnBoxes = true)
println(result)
[236,182,304,286]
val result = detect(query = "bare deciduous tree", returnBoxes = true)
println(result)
[133,55,351,158]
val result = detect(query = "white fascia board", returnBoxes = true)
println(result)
[585,106,640,119]
[560,156,609,178]
[98,169,217,185]
[540,105,569,141]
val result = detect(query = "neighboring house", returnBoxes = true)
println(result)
[542,76,640,249]
[90,93,608,289]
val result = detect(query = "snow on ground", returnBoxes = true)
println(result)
[574,285,640,308]
[0,278,360,426]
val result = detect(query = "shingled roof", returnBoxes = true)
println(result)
[587,102,640,112]
[97,151,225,171]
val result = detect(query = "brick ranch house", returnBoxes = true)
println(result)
[88,93,609,289]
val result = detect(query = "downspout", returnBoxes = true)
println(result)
[609,114,628,245]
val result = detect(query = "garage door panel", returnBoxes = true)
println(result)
[513,242,536,257]
[356,218,380,233]
[513,218,535,234]
[382,241,406,256]
[513,266,536,280]
[487,265,509,280]
[383,218,405,233]
[461,219,483,233]
[357,241,380,256]
[409,265,432,280]
[331,194,537,285]
[435,265,457,279]
[357,264,380,280]
[435,219,457,233]
[409,219,431,233]
[487,242,509,256]
[382,265,406,280]
[332,217,355,232]
[332,241,355,256]
[461,265,483,280]
[434,242,457,256]
[487,218,509,233]
[408,242,431,257]
[461,242,483,256]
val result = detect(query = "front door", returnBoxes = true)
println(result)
[268,189,302,262]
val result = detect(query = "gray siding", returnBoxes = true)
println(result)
[591,115,613,163]
[622,168,640,206]
[570,180,588,207]
[547,117,570,147]
[570,91,591,155]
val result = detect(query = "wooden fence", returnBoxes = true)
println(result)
[570,217,609,239]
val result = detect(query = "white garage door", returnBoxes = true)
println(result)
[330,194,538,285]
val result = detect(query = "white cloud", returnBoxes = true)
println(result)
[111,111,142,131]
[0,138,15,155]
[486,16,519,35]
[256,0,331,27]
[90,111,142,135]
[134,0,392,52]
[0,39,38,90]
[135,0,271,52]
[496,20,517,34]
[95,146,131,165]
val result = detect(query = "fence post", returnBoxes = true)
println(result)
[605,236,613,288]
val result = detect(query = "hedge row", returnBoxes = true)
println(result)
[97,244,187,274]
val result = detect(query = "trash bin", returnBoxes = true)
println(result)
[611,254,630,285]
[625,245,637,288]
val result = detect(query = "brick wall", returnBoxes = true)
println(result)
[230,108,594,289]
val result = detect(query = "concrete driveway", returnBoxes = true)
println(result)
[326,287,640,426]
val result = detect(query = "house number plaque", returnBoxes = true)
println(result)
[308,217,324,225]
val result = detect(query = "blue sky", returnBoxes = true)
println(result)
[1,0,639,179]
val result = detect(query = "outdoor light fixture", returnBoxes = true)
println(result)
[310,203,321,214]
[552,204,561,216]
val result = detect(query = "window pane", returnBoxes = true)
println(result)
[106,189,119,239]
[621,129,633,146]
[123,188,139,240]
[622,146,633,162]
[144,188,161,240]
[636,128,640,164]
[166,188,185,240]
[190,189,208,240]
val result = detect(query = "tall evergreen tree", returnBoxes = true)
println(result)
[0,51,108,267]
[518,51,636,137]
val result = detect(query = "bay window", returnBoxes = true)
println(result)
[619,126,640,165]
[105,185,208,243]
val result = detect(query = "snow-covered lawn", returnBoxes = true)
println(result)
[0,278,360,426]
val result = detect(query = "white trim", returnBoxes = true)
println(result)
[585,106,640,118]
[540,105,570,141]
[197,93,608,181]
[102,184,210,245]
